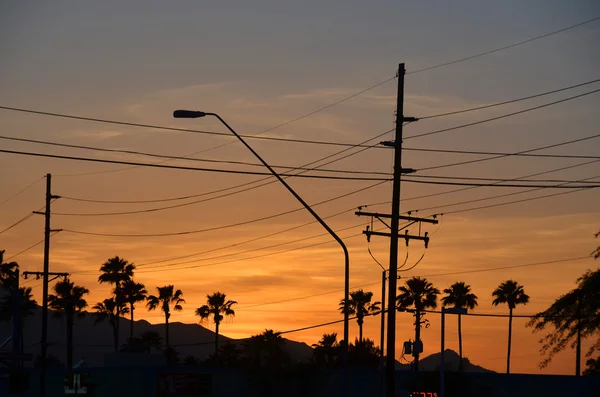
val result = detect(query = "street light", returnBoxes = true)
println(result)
[173,109,351,382]
[440,307,467,397]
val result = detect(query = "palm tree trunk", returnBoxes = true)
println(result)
[507,308,513,374]
[414,309,421,372]
[576,318,581,376]
[458,313,463,372]
[67,314,74,370]
[165,313,170,350]
[130,304,134,341]
[359,319,363,344]
[215,321,220,357]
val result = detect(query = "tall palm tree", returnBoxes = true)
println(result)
[195,292,237,356]
[120,279,147,340]
[396,277,440,371]
[492,279,530,374]
[93,297,129,352]
[98,256,135,349]
[146,285,184,349]
[442,281,478,371]
[48,279,89,369]
[339,289,381,342]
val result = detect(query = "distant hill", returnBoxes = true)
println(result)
[0,305,314,367]
[397,349,495,373]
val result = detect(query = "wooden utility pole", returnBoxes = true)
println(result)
[354,63,432,397]
[33,174,60,397]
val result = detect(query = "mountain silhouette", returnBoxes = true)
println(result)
[397,349,494,373]
[0,305,314,367]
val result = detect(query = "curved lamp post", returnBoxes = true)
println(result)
[173,110,351,378]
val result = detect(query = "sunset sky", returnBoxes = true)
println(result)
[1,1,599,375]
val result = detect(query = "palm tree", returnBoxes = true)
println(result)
[0,286,37,353]
[98,256,135,349]
[195,292,237,356]
[492,279,530,374]
[339,289,381,343]
[243,329,289,370]
[0,250,19,291]
[442,281,478,371]
[146,285,184,349]
[312,333,339,368]
[396,277,440,371]
[120,279,147,341]
[48,279,89,369]
[93,297,129,352]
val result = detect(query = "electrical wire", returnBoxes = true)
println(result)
[409,175,599,213]
[53,179,386,217]
[419,135,600,172]
[361,158,600,209]
[406,16,600,75]
[53,177,596,218]
[136,222,366,271]
[132,231,365,274]
[418,78,600,119]
[0,148,391,181]
[403,146,600,160]
[0,175,45,206]
[0,105,387,149]
[4,231,60,261]
[398,251,426,273]
[236,281,382,310]
[411,255,592,281]
[136,199,378,267]
[0,133,392,167]
[443,185,595,215]
[405,87,600,141]
[0,212,35,235]
[401,178,599,189]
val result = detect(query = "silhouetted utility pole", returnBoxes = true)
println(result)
[33,174,61,397]
[355,63,429,397]
[12,269,21,359]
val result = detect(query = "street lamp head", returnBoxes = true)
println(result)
[173,110,207,118]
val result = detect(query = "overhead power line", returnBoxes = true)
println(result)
[137,222,365,272]
[52,176,596,218]
[401,178,599,189]
[232,256,592,311]
[0,212,35,235]
[364,159,600,208]
[419,78,600,119]
[443,185,595,215]
[0,175,45,206]
[410,175,600,213]
[4,231,60,261]
[403,146,600,160]
[1,78,598,153]
[407,16,600,74]
[406,87,600,140]
[416,256,591,278]
[0,148,390,181]
[418,133,600,172]
[54,179,384,219]
[0,134,391,174]
[73,230,365,275]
